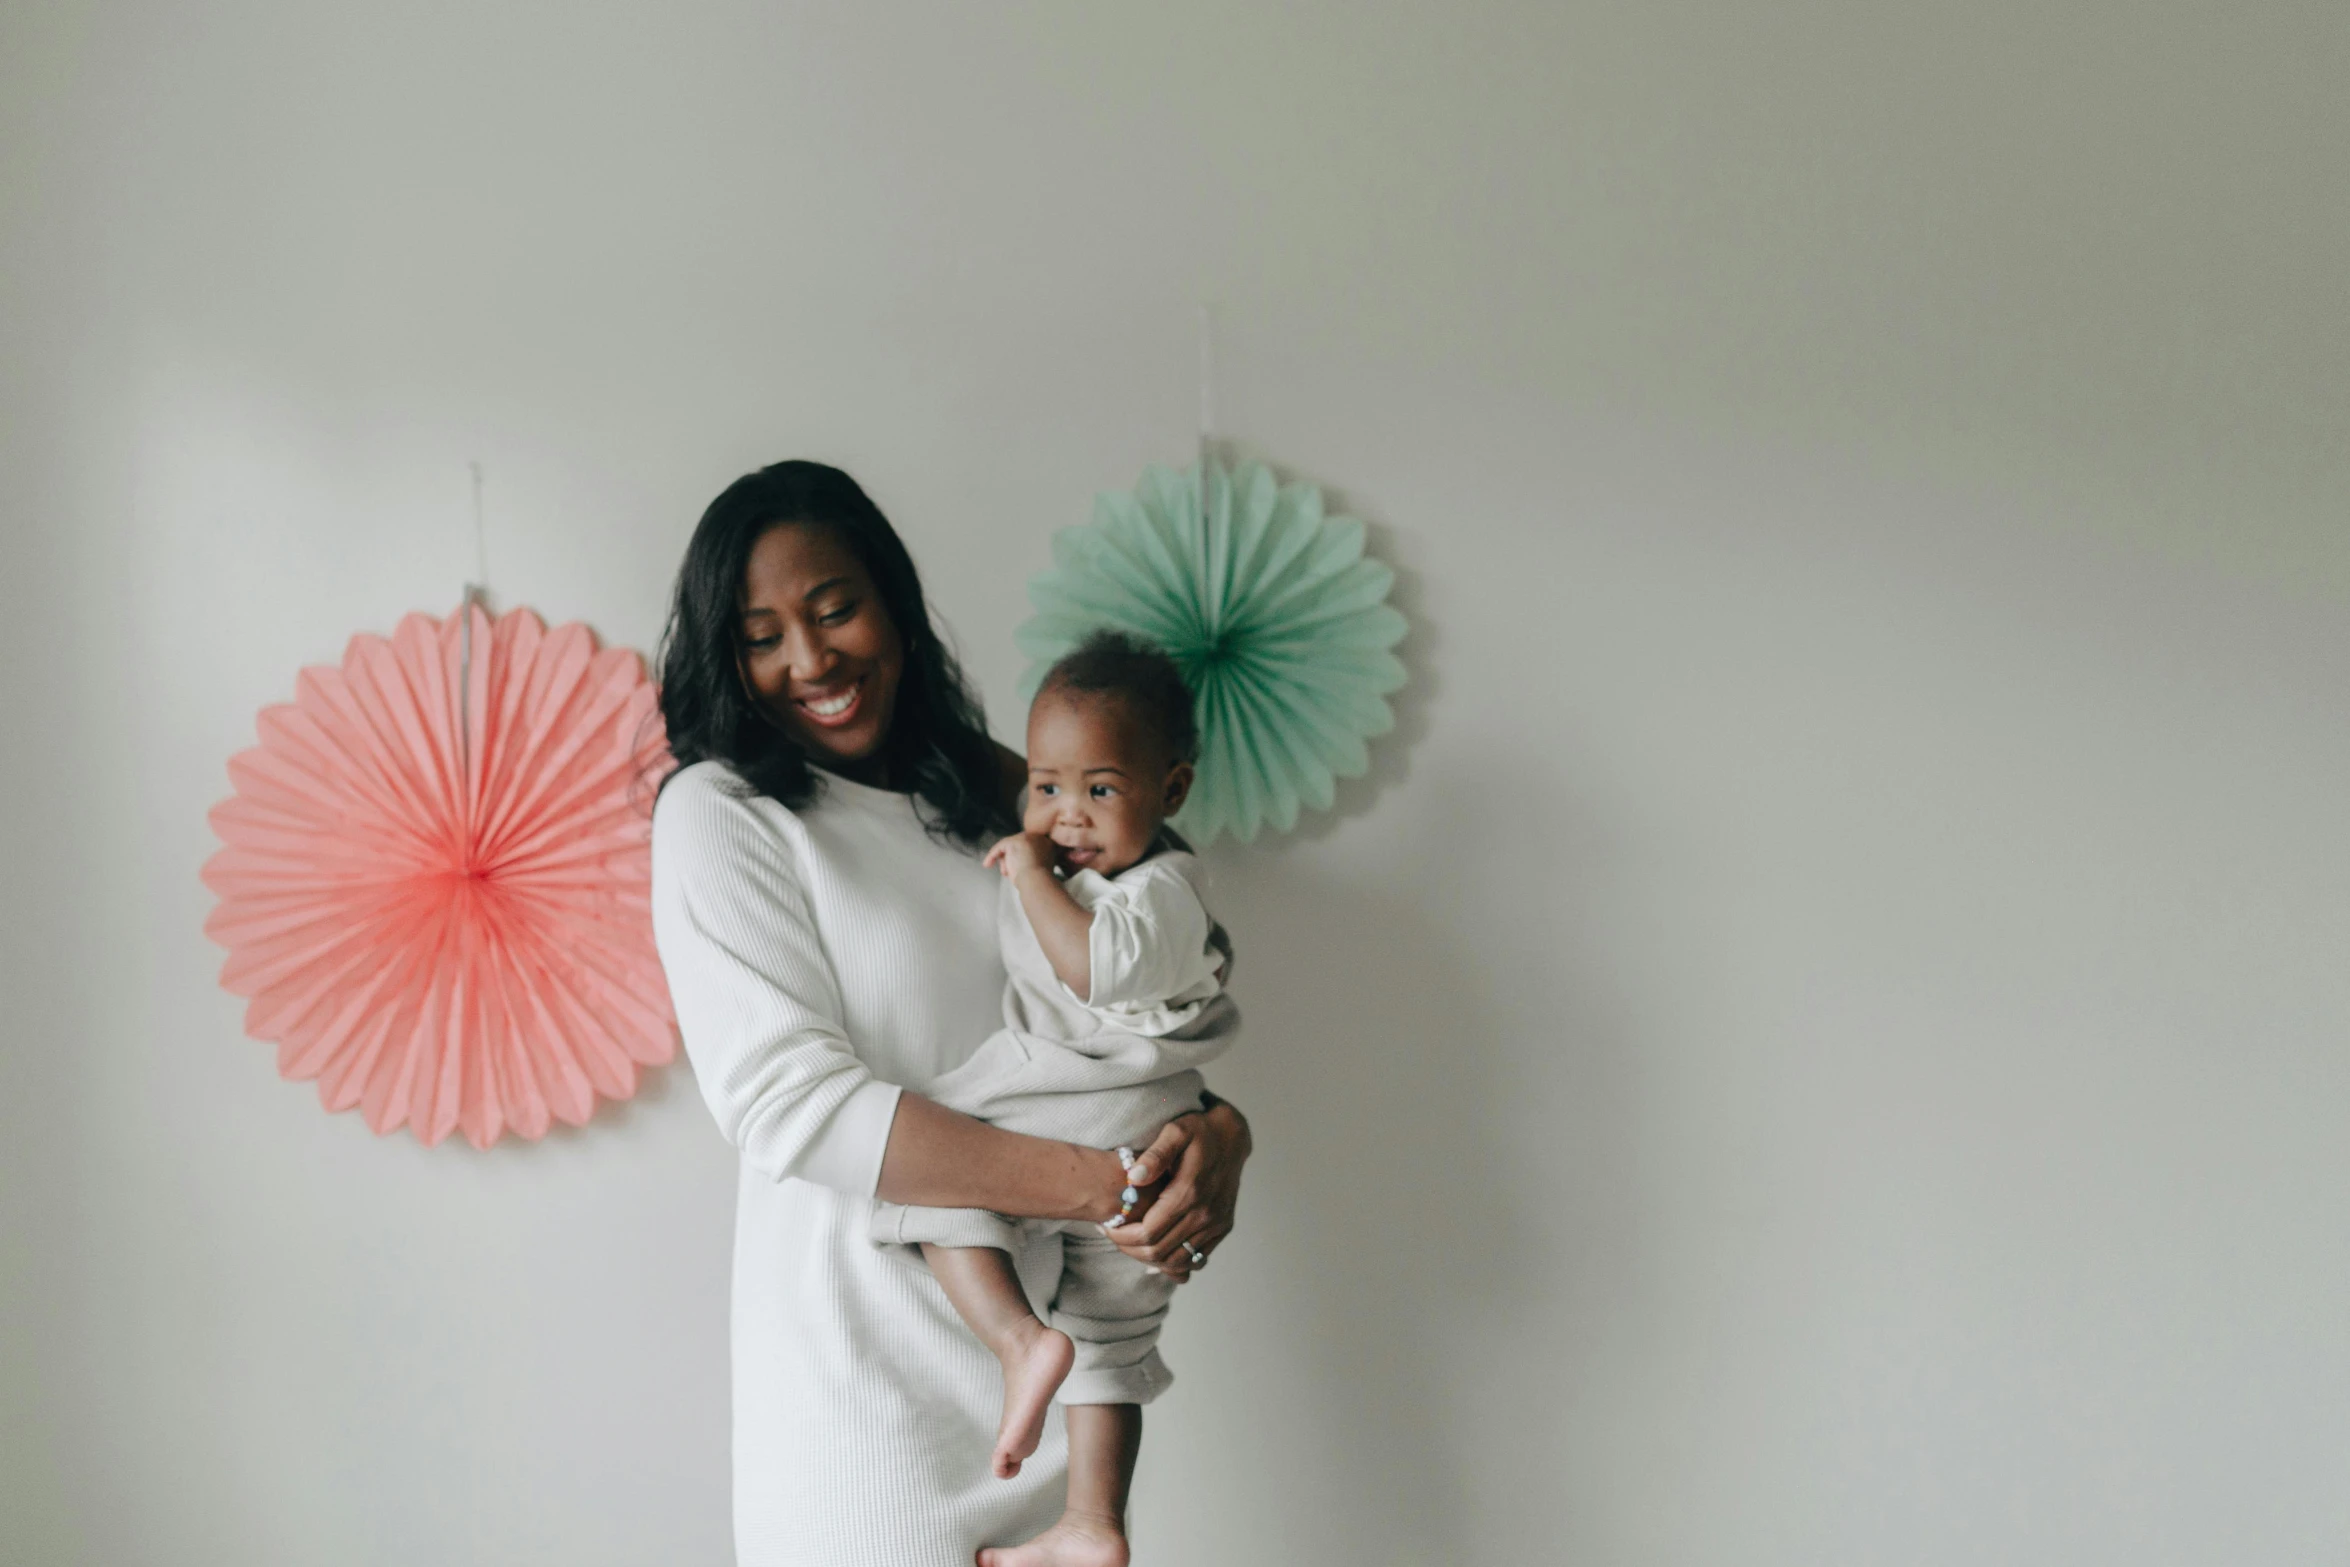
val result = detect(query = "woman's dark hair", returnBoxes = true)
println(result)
[655,460,1013,848]
[1039,629,1200,765]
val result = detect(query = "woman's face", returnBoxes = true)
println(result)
[738,522,905,771]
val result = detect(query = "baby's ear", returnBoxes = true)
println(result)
[1162,761,1196,815]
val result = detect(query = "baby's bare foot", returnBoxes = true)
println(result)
[976,1509,1129,1567]
[991,1320,1074,1479]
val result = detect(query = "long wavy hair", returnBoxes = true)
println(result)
[654,460,1012,849]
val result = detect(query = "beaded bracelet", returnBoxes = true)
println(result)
[1109,1146,1141,1226]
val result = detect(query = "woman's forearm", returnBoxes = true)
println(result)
[874,1091,1124,1222]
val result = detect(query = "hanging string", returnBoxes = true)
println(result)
[459,460,489,806]
[1196,305,1221,634]
[1196,303,1217,476]
[469,459,490,590]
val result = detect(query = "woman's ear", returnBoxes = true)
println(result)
[1162,761,1195,816]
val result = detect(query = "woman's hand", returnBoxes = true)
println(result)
[1107,1096,1252,1281]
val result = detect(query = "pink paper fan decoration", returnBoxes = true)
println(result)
[203,603,677,1148]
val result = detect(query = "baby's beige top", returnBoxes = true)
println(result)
[1043,851,1227,1034]
[920,849,1238,1148]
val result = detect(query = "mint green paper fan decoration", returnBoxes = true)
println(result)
[1015,458,1408,844]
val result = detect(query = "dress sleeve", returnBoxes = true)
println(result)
[650,771,903,1195]
[1080,857,1217,1011]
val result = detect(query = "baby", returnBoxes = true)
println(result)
[869,630,1237,1567]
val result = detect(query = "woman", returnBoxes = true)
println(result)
[648,461,1253,1566]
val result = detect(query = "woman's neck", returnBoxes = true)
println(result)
[817,752,899,792]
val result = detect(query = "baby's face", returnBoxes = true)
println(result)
[1022,690,1192,877]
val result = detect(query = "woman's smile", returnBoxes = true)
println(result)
[794,675,867,725]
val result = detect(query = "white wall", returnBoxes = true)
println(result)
[4,4,2346,1563]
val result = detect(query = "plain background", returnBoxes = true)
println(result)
[3,4,2346,1563]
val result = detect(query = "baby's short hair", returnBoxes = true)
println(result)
[1037,630,1200,765]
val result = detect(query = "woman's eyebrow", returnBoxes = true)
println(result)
[801,576,853,601]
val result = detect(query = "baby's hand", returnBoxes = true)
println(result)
[983,832,1059,880]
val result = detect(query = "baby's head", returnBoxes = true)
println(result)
[1023,631,1198,877]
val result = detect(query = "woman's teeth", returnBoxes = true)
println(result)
[802,687,857,717]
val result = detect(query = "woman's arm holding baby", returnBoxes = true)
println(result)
[875,1092,1129,1222]
[872,1089,1252,1280]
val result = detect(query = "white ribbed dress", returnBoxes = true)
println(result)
[650,760,1069,1566]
